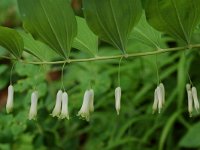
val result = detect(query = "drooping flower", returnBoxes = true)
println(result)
[77,90,91,121]
[192,87,199,111]
[159,83,165,105]
[29,91,39,120]
[59,92,69,119]
[186,83,199,116]
[115,87,121,115]
[152,88,159,114]
[51,90,62,117]
[89,89,94,112]
[152,83,165,114]
[6,85,14,113]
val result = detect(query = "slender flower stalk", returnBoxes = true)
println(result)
[192,87,199,111]
[77,90,91,121]
[51,90,62,117]
[6,85,14,113]
[29,91,39,120]
[89,89,94,112]
[115,87,121,115]
[60,92,69,119]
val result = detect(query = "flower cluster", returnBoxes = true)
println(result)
[152,83,165,114]
[186,83,199,117]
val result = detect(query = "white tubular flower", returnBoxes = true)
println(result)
[29,91,39,120]
[187,90,193,117]
[152,88,159,114]
[89,89,94,112]
[152,84,165,114]
[6,85,14,113]
[77,90,91,121]
[159,83,165,105]
[60,92,69,119]
[192,87,199,111]
[115,87,121,115]
[51,90,62,117]
[157,86,163,113]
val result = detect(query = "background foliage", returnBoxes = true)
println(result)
[1,0,200,150]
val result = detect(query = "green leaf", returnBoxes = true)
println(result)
[83,0,142,53]
[72,17,98,56]
[130,12,164,49]
[179,122,200,148]
[17,0,77,58]
[0,26,23,58]
[145,0,200,44]
[18,30,60,61]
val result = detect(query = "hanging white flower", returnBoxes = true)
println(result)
[89,89,94,112]
[192,87,199,111]
[6,85,14,113]
[186,83,193,117]
[152,83,165,113]
[77,90,91,121]
[29,91,39,120]
[51,90,62,117]
[59,92,69,119]
[152,88,159,114]
[159,83,165,105]
[115,87,121,115]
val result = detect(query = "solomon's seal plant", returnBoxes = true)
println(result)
[1,0,200,124]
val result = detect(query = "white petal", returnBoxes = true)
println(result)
[29,91,38,120]
[187,90,193,117]
[77,90,91,121]
[60,92,69,119]
[192,87,199,111]
[51,90,62,117]
[115,87,121,115]
[152,88,159,113]
[89,89,94,112]
[159,83,165,105]
[157,86,163,113]
[6,85,14,113]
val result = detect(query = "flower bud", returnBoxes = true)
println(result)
[115,87,121,115]
[77,90,91,121]
[60,92,69,119]
[6,85,14,113]
[192,87,199,111]
[29,91,38,120]
[51,90,62,117]
[89,89,94,112]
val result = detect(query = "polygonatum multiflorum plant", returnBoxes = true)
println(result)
[1,0,200,121]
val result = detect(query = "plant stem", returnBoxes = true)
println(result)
[1,44,200,65]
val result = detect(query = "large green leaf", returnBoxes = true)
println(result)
[0,26,23,58]
[72,17,98,56]
[17,0,77,58]
[179,122,200,148]
[130,13,164,49]
[145,0,200,44]
[83,0,142,54]
[18,30,60,61]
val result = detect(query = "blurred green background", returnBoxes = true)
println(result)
[1,0,200,150]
